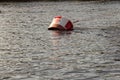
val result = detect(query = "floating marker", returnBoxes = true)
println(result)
[48,16,73,30]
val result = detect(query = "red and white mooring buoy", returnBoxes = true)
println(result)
[48,16,73,30]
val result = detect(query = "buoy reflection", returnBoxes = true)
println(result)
[50,30,72,48]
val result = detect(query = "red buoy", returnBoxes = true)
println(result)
[48,16,73,30]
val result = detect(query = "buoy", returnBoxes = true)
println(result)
[48,16,73,30]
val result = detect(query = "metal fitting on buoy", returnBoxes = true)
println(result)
[48,16,73,31]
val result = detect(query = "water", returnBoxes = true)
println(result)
[0,1,120,80]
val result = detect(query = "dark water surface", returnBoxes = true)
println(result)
[0,1,120,80]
